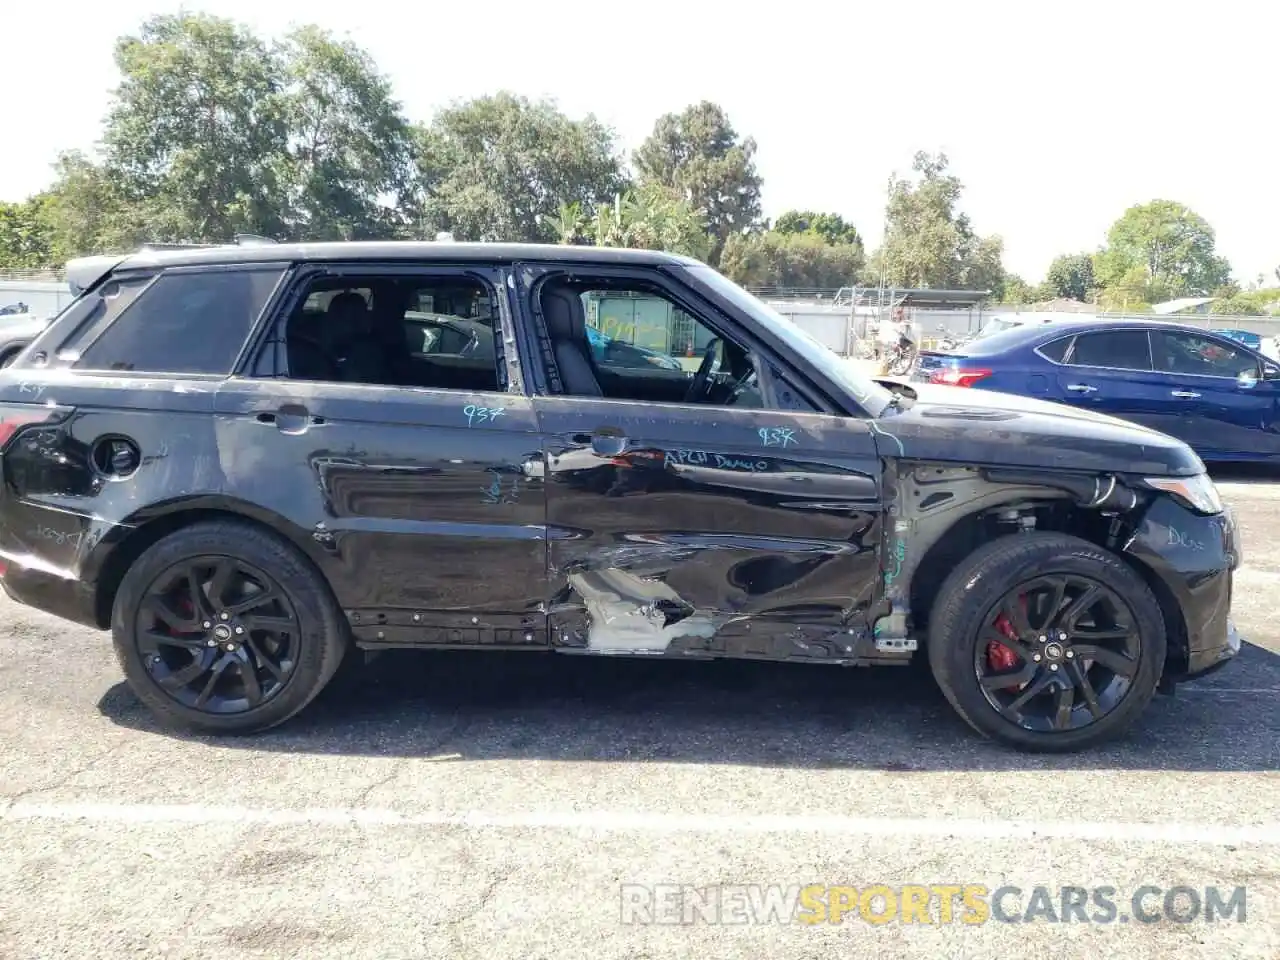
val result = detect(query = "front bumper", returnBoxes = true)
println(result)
[1123,497,1242,682]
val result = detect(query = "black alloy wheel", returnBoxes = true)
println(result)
[975,574,1141,733]
[112,520,349,734]
[927,532,1165,752]
[136,556,299,714]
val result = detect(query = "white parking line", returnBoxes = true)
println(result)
[2,801,1277,846]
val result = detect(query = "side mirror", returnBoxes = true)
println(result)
[1264,364,1280,381]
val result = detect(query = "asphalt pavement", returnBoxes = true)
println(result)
[0,470,1277,959]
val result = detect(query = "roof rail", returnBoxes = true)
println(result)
[137,241,217,252]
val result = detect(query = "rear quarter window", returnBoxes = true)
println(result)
[71,267,285,375]
[1037,336,1073,362]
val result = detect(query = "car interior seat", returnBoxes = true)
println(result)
[542,285,602,396]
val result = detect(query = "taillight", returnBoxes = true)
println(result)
[929,367,992,387]
[0,403,71,452]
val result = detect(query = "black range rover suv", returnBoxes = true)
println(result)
[0,241,1242,751]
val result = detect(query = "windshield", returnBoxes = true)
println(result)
[682,265,896,416]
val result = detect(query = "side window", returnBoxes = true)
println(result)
[1152,331,1260,378]
[541,278,769,409]
[72,268,284,375]
[1063,331,1152,370]
[1038,336,1072,363]
[280,273,502,393]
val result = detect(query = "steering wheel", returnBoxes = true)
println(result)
[682,338,722,403]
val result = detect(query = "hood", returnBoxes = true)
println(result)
[872,381,1204,477]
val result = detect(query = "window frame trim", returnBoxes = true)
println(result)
[64,262,290,380]
[1034,329,1156,373]
[514,262,830,415]
[247,260,526,397]
[1148,329,1265,381]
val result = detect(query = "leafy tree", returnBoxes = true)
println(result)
[997,274,1034,304]
[772,210,860,247]
[277,26,416,240]
[1094,200,1232,299]
[634,101,763,265]
[102,12,291,243]
[873,151,1004,292]
[0,196,57,270]
[1044,252,1096,301]
[1210,295,1265,316]
[413,93,625,243]
[719,230,864,292]
[560,183,711,260]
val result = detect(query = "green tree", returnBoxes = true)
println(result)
[575,184,711,261]
[1210,295,1265,316]
[1044,252,1096,301]
[102,12,291,243]
[634,101,763,265]
[277,26,416,240]
[872,151,1004,292]
[0,196,57,270]
[413,93,625,243]
[719,230,864,293]
[1094,200,1232,299]
[997,274,1034,304]
[772,210,860,247]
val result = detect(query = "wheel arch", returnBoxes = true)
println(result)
[87,496,338,630]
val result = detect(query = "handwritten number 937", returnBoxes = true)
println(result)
[464,405,505,426]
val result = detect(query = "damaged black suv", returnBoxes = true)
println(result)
[0,241,1242,751]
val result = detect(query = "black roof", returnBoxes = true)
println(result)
[66,241,702,294]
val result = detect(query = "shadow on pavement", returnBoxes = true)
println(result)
[97,638,1280,773]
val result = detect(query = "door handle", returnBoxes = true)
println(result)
[1065,384,1097,393]
[1171,390,1201,399]
[571,429,628,457]
[257,404,324,434]
[589,432,628,457]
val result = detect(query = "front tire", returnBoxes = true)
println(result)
[927,532,1165,752]
[111,520,349,734]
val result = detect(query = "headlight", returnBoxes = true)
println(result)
[1144,474,1223,515]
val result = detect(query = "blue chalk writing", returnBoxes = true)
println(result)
[663,449,709,469]
[883,539,907,584]
[464,405,506,426]
[662,449,770,472]
[714,455,769,472]
[758,427,797,448]
[1166,527,1205,551]
[481,467,521,505]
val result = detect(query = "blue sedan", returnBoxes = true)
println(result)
[913,317,1280,462]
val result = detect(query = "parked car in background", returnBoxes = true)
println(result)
[916,317,1280,462]
[0,312,52,367]
[0,241,1240,753]
[916,312,1095,381]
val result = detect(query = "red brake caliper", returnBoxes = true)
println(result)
[987,594,1028,684]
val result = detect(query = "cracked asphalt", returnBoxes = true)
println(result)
[0,470,1277,959]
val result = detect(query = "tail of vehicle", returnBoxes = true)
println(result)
[915,352,994,388]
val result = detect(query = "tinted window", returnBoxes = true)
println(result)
[1152,331,1260,378]
[281,275,501,393]
[1038,336,1072,362]
[1064,331,1151,370]
[74,268,283,374]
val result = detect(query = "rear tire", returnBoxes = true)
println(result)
[927,532,1165,752]
[111,520,349,734]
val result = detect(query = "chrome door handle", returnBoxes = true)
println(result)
[1171,390,1201,399]
[1066,384,1097,393]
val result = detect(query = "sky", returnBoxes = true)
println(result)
[5,0,1277,285]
